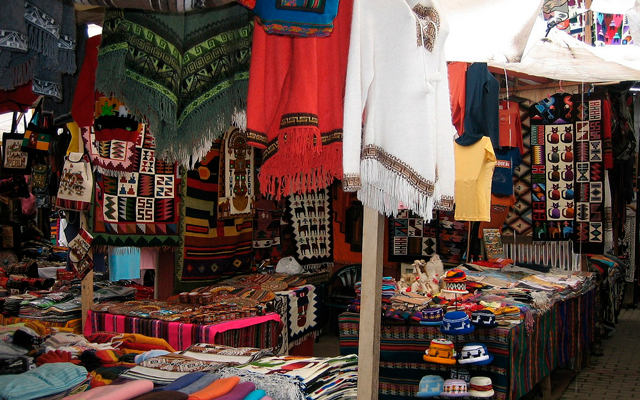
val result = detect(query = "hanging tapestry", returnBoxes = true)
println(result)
[387,209,437,263]
[177,144,253,288]
[593,12,633,46]
[285,189,333,273]
[90,125,180,246]
[253,189,285,266]
[504,100,533,241]
[2,132,32,175]
[437,210,467,265]
[82,97,142,176]
[286,285,319,348]
[217,126,255,220]
[530,93,576,242]
[571,95,606,254]
[542,0,587,41]
[96,4,253,165]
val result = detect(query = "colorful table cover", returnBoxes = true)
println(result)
[339,287,595,400]
[85,310,281,351]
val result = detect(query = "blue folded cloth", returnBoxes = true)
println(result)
[156,372,208,392]
[177,372,220,394]
[0,362,88,400]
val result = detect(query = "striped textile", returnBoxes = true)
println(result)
[339,287,595,400]
[86,310,281,351]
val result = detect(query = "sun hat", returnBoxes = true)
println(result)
[416,375,445,398]
[440,311,475,335]
[419,307,444,326]
[440,379,469,397]
[470,309,498,328]
[458,343,494,365]
[423,338,457,365]
[468,376,495,398]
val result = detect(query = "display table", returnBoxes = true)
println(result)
[85,310,282,351]
[339,287,596,400]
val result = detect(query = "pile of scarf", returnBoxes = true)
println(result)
[96,4,253,166]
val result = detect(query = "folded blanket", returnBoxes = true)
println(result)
[188,376,240,400]
[0,362,88,400]
[63,378,154,400]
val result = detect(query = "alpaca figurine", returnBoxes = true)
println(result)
[397,273,415,293]
[411,260,430,295]
[425,255,444,295]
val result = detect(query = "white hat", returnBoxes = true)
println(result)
[468,376,495,398]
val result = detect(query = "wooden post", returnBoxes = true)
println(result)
[357,206,384,400]
[81,270,94,333]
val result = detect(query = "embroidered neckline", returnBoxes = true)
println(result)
[413,5,440,51]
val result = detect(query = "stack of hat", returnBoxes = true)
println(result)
[468,376,495,398]
[440,311,475,336]
[423,338,457,365]
[440,269,468,300]
[440,379,469,397]
[458,343,494,365]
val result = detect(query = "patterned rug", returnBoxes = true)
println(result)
[177,143,253,291]
[252,189,285,266]
[285,189,333,272]
[90,125,180,246]
[530,93,576,242]
[286,285,318,348]
[437,210,467,264]
[504,100,534,241]
[217,126,255,220]
[387,209,437,263]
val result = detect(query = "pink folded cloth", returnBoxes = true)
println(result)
[260,397,273,400]
[63,379,154,400]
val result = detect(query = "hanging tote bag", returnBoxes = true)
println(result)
[55,152,94,211]
[22,105,54,156]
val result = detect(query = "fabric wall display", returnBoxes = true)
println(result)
[530,93,575,242]
[285,189,333,271]
[454,136,497,222]
[542,0,587,41]
[96,5,253,165]
[437,211,467,265]
[217,126,255,220]
[387,209,437,263]
[177,144,253,289]
[56,152,94,212]
[245,0,352,200]
[82,97,142,176]
[593,12,633,45]
[571,95,606,254]
[246,0,340,37]
[331,182,363,264]
[285,285,318,348]
[503,100,534,241]
[90,126,181,246]
[0,0,77,100]
[342,0,456,221]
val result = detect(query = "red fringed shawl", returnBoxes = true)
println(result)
[245,0,352,199]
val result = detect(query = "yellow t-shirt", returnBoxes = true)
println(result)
[454,136,497,221]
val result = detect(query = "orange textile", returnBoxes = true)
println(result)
[478,194,515,238]
[448,62,468,137]
[188,376,240,400]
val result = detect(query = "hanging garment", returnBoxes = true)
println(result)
[498,100,524,154]
[108,246,141,281]
[96,5,253,165]
[491,147,522,195]
[454,136,496,222]
[343,0,456,220]
[245,0,353,199]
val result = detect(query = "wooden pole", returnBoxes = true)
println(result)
[81,270,93,333]
[356,206,384,400]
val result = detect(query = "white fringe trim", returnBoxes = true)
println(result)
[358,159,435,220]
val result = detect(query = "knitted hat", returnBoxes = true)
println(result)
[416,375,445,398]
[470,309,498,328]
[423,338,457,365]
[440,311,475,335]
[441,269,468,299]
[468,376,495,398]
[419,307,444,326]
[458,343,494,365]
[440,379,469,397]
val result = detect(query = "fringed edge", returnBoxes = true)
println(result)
[58,48,76,75]
[287,331,318,350]
[167,78,249,169]
[258,143,342,199]
[27,23,59,65]
[0,57,36,90]
[217,367,306,400]
[92,164,134,178]
[358,158,435,220]
[109,246,141,256]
